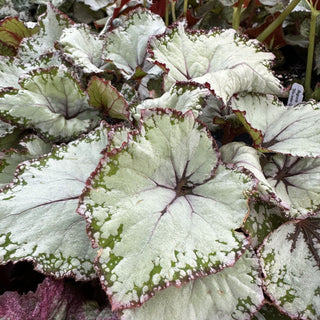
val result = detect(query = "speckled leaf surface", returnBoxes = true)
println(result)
[262,154,320,218]
[230,93,320,156]
[18,4,73,63]
[121,248,264,320]
[149,24,283,102]
[87,76,129,120]
[78,109,255,310]
[103,9,166,79]
[0,135,52,188]
[259,214,320,319]
[0,66,100,141]
[0,54,64,90]
[0,122,125,280]
[244,201,286,249]
[132,83,210,120]
[59,24,106,73]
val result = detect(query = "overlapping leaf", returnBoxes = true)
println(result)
[103,9,166,79]
[259,214,320,319]
[0,66,100,141]
[148,24,283,102]
[0,135,52,188]
[262,153,320,218]
[0,54,63,89]
[121,248,264,320]
[78,109,255,310]
[230,93,320,156]
[59,24,107,73]
[0,122,126,280]
[131,83,210,120]
[18,4,74,63]
[87,76,129,120]
[244,201,286,249]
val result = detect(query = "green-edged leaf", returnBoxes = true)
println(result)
[103,9,166,79]
[0,54,63,89]
[262,153,320,218]
[121,248,264,320]
[132,82,210,120]
[0,122,126,280]
[0,134,52,188]
[0,66,100,141]
[230,93,320,156]
[78,109,255,310]
[87,76,129,120]
[59,24,107,73]
[0,277,118,320]
[18,4,74,64]
[244,200,286,249]
[149,24,283,102]
[259,214,320,319]
[0,17,38,49]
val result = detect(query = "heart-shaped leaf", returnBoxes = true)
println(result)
[0,122,126,280]
[121,248,264,320]
[148,23,283,102]
[230,93,320,157]
[0,66,101,141]
[78,109,255,310]
[259,214,320,319]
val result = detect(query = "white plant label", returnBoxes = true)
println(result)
[287,83,304,106]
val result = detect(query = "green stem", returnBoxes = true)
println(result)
[257,0,300,42]
[171,1,176,22]
[232,0,245,30]
[305,8,320,99]
[183,0,188,17]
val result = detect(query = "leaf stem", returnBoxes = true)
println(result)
[171,1,176,22]
[257,0,300,42]
[232,0,245,31]
[165,0,169,25]
[183,0,188,17]
[305,4,320,99]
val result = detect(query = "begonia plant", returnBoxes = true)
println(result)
[0,2,319,320]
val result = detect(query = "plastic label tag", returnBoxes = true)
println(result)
[287,83,304,106]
